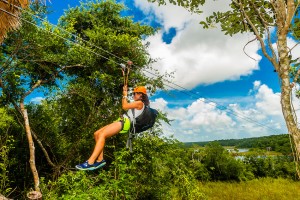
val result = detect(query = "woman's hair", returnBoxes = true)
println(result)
[140,93,150,106]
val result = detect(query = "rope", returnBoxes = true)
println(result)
[121,61,132,86]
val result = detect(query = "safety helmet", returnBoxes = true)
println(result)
[133,86,147,95]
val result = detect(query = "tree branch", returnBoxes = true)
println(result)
[249,1,277,63]
[21,80,43,102]
[234,0,278,70]
[31,130,56,167]
[58,64,87,73]
[284,0,297,32]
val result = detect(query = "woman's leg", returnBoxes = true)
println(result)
[87,121,122,164]
[93,126,105,162]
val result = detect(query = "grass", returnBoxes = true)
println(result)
[199,178,300,200]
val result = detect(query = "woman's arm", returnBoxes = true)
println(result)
[122,85,143,110]
[122,100,143,110]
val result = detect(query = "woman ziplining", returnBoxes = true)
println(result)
[75,61,152,171]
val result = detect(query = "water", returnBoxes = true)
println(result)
[227,148,249,153]
[237,148,249,153]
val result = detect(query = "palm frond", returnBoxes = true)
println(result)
[0,0,32,43]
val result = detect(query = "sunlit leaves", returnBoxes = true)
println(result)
[200,0,275,37]
[148,0,204,14]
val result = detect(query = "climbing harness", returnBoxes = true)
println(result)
[126,109,136,152]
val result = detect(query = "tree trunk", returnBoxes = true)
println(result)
[280,75,300,178]
[19,102,41,192]
[277,30,300,178]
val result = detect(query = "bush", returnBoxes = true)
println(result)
[202,142,248,181]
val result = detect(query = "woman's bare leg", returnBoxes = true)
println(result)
[87,121,122,164]
[93,126,105,162]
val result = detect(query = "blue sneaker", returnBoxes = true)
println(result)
[75,160,106,170]
[75,161,96,170]
[94,160,106,169]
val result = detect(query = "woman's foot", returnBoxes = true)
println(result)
[94,160,106,169]
[75,160,106,170]
[75,161,95,170]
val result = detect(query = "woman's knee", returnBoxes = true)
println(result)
[94,129,102,138]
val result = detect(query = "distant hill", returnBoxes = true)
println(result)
[184,134,291,154]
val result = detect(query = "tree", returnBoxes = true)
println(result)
[149,0,300,178]
[0,4,73,194]
[202,142,245,181]
[1,0,163,196]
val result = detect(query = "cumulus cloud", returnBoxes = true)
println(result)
[30,97,45,104]
[255,84,281,116]
[151,82,287,142]
[129,0,300,142]
[134,0,261,89]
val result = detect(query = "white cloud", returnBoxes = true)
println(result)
[134,0,195,31]
[129,1,300,141]
[135,0,261,89]
[150,98,168,111]
[254,84,281,116]
[151,82,287,142]
[253,80,261,89]
[30,97,45,104]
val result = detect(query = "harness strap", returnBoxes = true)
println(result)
[123,61,133,152]
[126,109,135,152]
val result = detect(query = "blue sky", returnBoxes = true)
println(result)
[29,0,300,142]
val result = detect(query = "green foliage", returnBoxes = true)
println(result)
[204,1,274,36]
[0,107,14,131]
[0,107,16,196]
[185,134,292,155]
[2,0,300,198]
[0,134,15,196]
[243,154,296,180]
[58,0,164,92]
[40,171,110,199]
[0,5,70,106]
[201,142,248,181]
[36,136,297,199]
[147,0,205,14]
[1,0,166,195]
[190,160,210,181]
[40,135,206,200]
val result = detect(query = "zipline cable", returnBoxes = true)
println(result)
[0,5,282,134]
[0,6,281,134]
[0,0,134,65]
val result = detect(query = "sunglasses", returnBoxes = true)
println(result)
[132,92,142,95]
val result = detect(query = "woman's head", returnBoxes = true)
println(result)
[133,86,149,106]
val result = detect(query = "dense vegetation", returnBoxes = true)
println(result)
[0,1,299,199]
[185,134,292,155]
[1,105,297,199]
